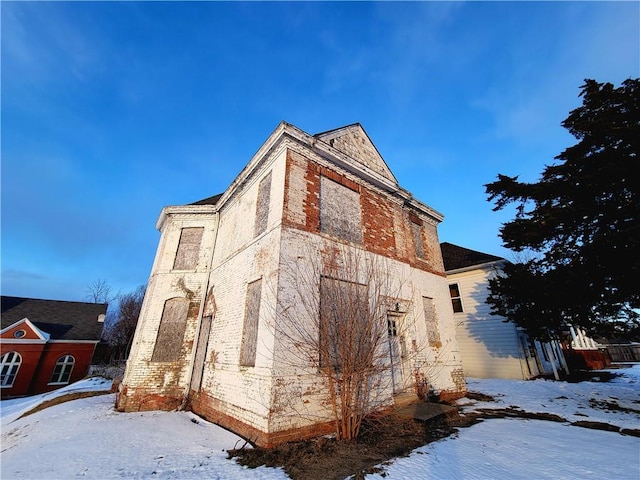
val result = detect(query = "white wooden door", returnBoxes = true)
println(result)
[387,314,405,394]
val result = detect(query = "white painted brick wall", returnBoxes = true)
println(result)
[122,135,464,436]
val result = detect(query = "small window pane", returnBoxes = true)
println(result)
[449,283,463,313]
[50,355,74,384]
[0,352,21,387]
[387,319,397,337]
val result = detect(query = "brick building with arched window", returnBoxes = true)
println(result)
[0,296,106,398]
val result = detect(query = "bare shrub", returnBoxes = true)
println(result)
[272,238,415,441]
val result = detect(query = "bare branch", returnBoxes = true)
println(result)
[85,279,115,304]
[270,238,414,441]
[103,285,146,361]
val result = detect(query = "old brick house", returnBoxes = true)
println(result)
[1,296,107,398]
[117,122,466,446]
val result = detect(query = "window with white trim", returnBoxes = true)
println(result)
[50,355,74,385]
[449,283,463,313]
[1,351,21,387]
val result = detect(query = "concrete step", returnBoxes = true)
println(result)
[393,391,419,408]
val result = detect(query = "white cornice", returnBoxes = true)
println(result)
[1,339,48,345]
[156,121,446,228]
[156,204,217,231]
[0,318,50,341]
[445,259,507,276]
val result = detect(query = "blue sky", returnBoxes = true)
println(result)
[2,1,638,303]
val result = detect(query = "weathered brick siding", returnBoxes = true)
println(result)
[118,209,218,412]
[119,148,287,435]
[269,228,465,434]
[118,125,465,447]
[283,149,445,277]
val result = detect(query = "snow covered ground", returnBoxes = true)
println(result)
[2,366,639,479]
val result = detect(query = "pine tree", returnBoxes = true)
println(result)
[485,79,640,339]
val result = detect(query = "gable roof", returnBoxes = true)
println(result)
[314,123,398,185]
[172,121,443,225]
[0,317,50,341]
[440,242,505,272]
[0,296,107,341]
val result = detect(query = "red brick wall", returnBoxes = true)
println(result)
[30,343,97,395]
[116,385,184,412]
[0,343,45,398]
[1,341,97,398]
[284,149,445,277]
[189,389,335,448]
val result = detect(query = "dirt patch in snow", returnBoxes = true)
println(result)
[471,407,640,438]
[564,371,620,383]
[228,398,639,480]
[474,407,567,423]
[17,391,112,420]
[465,391,496,402]
[228,411,478,480]
[588,398,640,415]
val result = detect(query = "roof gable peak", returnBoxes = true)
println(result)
[0,317,50,341]
[314,124,398,185]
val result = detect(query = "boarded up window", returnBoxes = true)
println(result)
[320,176,362,243]
[411,220,425,260]
[240,279,262,367]
[254,172,272,237]
[422,296,441,347]
[190,315,212,392]
[173,227,204,270]
[151,298,189,362]
[319,276,370,369]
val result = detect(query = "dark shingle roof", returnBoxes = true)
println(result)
[189,193,223,206]
[1,296,107,341]
[440,242,505,272]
